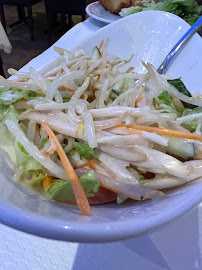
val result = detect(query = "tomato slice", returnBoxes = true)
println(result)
[88,187,117,205]
[169,153,193,163]
[142,171,155,179]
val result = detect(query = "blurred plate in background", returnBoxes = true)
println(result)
[86,1,121,24]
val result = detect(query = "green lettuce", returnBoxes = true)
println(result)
[157,91,183,115]
[47,170,100,201]
[117,194,127,204]
[158,91,176,108]
[0,104,20,124]
[41,138,49,148]
[0,122,16,162]
[70,141,99,159]
[0,87,43,105]
[119,6,143,17]
[119,0,202,26]
[167,79,197,109]
[181,108,201,132]
[15,142,46,184]
[63,97,70,103]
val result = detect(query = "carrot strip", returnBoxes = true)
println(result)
[78,160,99,170]
[36,124,40,133]
[0,75,4,79]
[64,86,75,92]
[42,123,91,215]
[135,96,143,107]
[40,149,49,156]
[115,124,202,142]
[40,147,56,157]
[97,74,100,82]
[84,94,88,101]
[20,97,26,101]
[43,176,52,191]
[98,40,104,51]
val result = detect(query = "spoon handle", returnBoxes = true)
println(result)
[157,16,202,74]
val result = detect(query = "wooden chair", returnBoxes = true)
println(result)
[0,0,41,40]
[44,0,86,46]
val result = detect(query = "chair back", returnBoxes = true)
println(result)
[44,0,86,15]
[0,0,40,6]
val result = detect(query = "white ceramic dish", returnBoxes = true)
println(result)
[1,11,202,243]
[86,1,121,24]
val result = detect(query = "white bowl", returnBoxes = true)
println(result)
[1,11,202,243]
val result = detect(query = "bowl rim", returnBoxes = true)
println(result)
[0,182,202,242]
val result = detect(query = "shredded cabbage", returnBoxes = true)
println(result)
[1,41,202,214]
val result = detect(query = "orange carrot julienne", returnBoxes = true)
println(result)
[36,124,40,133]
[43,176,52,191]
[64,86,75,92]
[98,40,104,51]
[42,123,91,216]
[115,124,202,142]
[40,149,49,157]
[40,147,56,157]
[97,74,100,82]
[84,94,88,101]
[0,75,4,79]
[135,96,143,107]
[78,160,99,170]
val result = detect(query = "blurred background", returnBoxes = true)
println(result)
[0,0,202,78]
[0,0,94,77]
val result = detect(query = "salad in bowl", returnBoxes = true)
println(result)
[1,39,202,216]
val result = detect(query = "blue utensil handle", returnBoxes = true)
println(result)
[157,16,202,74]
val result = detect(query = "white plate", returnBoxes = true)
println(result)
[1,11,202,243]
[86,1,121,24]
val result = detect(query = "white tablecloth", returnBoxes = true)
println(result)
[1,18,202,270]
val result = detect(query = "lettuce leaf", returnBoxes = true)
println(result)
[0,104,20,124]
[71,142,98,159]
[181,108,201,132]
[167,79,197,109]
[0,122,16,162]
[47,170,100,202]
[117,194,127,204]
[15,142,46,184]
[158,91,176,108]
[0,87,43,105]
[119,0,202,26]
[119,6,143,17]
[157,91,183,115]
[41,138,49,148]
[63,97,70,103]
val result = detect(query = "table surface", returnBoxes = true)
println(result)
[1,18,202,270]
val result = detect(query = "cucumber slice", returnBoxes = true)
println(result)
[165,137,195,160]
[112,78,135,96]
[91,46,101,62]
[112,80,125,96]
